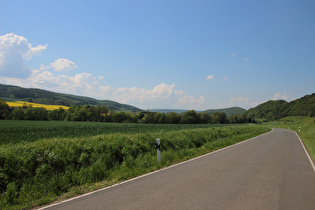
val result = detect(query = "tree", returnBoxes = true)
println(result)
[212,112,227,124]
[0,100,11,119]
[165,112,180,124]
[112,111,127,123]
[49,107,66,121]
[25,107,48,120]
[12,107,25,120]
[180,110,200,124]
[200,112,212,124]
[140,112,158,124]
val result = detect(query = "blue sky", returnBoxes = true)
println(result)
[0,0,314,110]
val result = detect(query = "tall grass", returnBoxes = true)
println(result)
[0,125,266,209]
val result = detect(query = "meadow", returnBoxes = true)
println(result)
[0,121,268,209]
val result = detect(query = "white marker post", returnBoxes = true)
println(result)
[156,138,161,162]
[299,127,301,132]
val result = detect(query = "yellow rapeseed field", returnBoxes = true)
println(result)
[6,101,69,111]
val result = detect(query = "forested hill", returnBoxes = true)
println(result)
[204,107,246,116]
[246,93,315,120]
[150,107,246,116]
[0,84,142,112]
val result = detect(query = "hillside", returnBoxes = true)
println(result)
[150,109,198,114]
[0,84,142,112]
[149,107,246,116]
[246,93,315,120]
[203,107,246,116]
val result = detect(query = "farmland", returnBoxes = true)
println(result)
[0,121,268,209]
[0,121,229,145]
[6,101,69,111]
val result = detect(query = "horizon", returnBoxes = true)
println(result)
[2,83,312,112]
[1,1,314,110]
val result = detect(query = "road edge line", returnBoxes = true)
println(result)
[293,131,315,173]
[37,129,273,209]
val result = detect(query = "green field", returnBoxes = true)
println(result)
[0,121,268,209]
[0,121,235,145]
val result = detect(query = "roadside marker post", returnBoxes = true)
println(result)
[299,127,301,132]
[156,138,161,162]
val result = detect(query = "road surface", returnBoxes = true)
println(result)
[41,128,315,210]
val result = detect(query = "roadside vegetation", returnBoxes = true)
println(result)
[0,122,267,209]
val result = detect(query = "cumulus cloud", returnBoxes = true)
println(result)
[0,68,205,107]
[227,97,260,108]
[51,58,77,72]
[272,93,289,101]
[0,33,47,78]
[178,95,205,105]
[206,75,215,80]
[0,33,205,108]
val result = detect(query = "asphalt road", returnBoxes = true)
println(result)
[42,128,315,210]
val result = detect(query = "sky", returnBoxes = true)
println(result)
[0,0,314,110]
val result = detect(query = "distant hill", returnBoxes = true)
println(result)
[246,93,315,120]
[203,107,247,116]
[151,107,246,116]
[149,109,197,114]
[0,84,142,112]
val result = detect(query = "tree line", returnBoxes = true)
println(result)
[0,100,254,124]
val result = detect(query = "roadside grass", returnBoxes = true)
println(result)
[0,125,267,209]
[264,116,315,162]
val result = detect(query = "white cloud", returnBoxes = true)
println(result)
[223,76,230,81]
[230,53,237,56]
[97,76,104,80]
[178,95,205,105]
[0,33,205,108]
[272,93,289,101]
[0,33,47,78]
[227,93,290,109]
[50,58,77,72]
[244,58,248,61]
[206,75,215,80]
[0,68,205,107]
[227,97,260,108]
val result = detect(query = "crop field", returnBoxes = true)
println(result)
[0,121,231,145]
[6,101,69,110]
[0,121,267,209]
